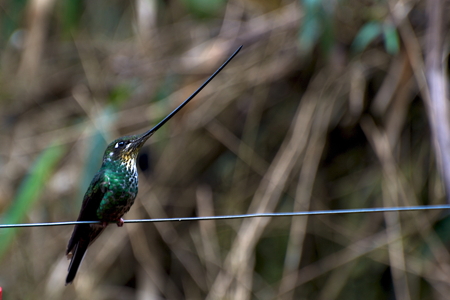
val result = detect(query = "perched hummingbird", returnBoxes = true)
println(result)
[65,46,242,285]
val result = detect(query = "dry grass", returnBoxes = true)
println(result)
[0,0,449,299]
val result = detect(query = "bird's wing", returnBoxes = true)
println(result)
[66,170,109,256]
[76,170,110,222]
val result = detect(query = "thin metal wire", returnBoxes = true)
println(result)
[1,205,449,228]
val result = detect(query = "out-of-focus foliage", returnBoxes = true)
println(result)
[352,21,400,54]
[181,0,226,18]
[0,144,65,258]
[298,0,335,54]
[0,0,449,299]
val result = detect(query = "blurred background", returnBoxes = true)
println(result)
[0,0,449,299]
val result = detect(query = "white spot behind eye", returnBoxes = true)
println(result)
[115,141,125,149]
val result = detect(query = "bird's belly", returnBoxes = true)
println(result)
[96,172,138,222]
[97,190,137,222]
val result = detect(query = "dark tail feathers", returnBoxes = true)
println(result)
[66,241,88,285]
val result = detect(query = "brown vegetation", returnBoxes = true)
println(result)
[0,0,449,299]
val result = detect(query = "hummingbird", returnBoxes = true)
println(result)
[65,45,242,285]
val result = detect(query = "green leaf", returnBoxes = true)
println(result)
[108,83,133,107]
[153,74,178,103]
[303,0,323,10]
[60,0,84,37]
[1,0,27,45]
[382,24,400,55]
[298,0,335,56]
[298,16,322,53]
[181,0,226,19]
[0,143,66,258]
[352,21,382,53]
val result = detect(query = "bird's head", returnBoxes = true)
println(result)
[102,130,153,169]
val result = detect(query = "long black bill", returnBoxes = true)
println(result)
[138,45,242,141]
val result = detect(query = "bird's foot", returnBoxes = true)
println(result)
[116,218,124,227]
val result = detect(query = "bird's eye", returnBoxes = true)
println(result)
[115,141,125,149]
